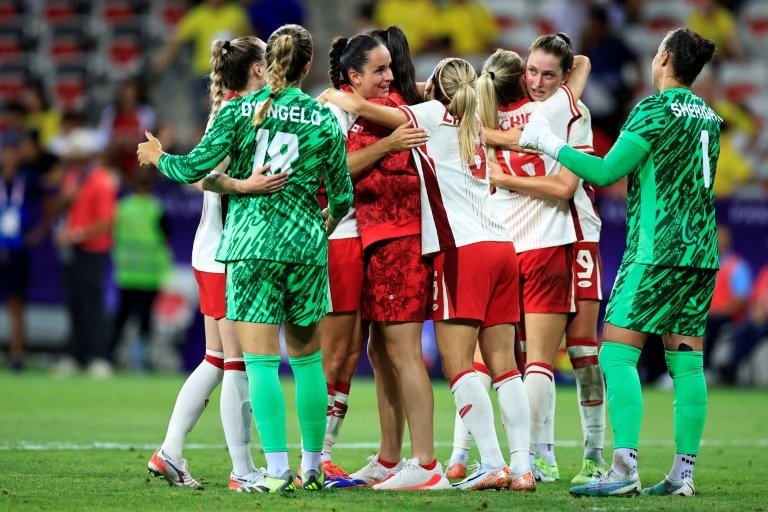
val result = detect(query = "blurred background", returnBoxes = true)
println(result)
[0,0,766,387]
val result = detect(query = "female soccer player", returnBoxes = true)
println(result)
[322,27,431,488]
[479,35,590,484]
[321,57,531,491]
[521,27,720,497]
[146,35,283,492]
[484,39,608,484]
[138,24,354,494]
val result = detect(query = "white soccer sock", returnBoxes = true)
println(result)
[669,453,696,481]
[567,338,606,460]
[161,350,224,461]
[612,448,638,478]
[450,363,492,463]
[302,451,322,475]
[524,362,555,462]
[451,370,505,469]
[221,359,256,476]
[265,452,290,478]
[494,370,530,476]
[323,380,350,460]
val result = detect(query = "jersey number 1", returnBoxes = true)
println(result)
[700,130,711,188]
[253,129,299,175]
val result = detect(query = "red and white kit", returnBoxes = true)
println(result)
[399,100,518,325]
[492,86,581,314]
[569,101,603,301]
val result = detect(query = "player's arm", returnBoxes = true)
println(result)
[520,112,648,187]
[202,165,287,194]
[138,106,236,185]
[490,164,581,200]
[564,55,591,102]
[346,121,428,177]
[319,89,408,129]
[323,124,354,234]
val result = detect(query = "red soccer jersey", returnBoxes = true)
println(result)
[346,89,421,249]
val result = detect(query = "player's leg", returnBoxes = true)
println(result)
[447,344,490,479]
[219,315,264,492]
[643,269,716,497]
[434,319,508,491]
[566,300,607,483]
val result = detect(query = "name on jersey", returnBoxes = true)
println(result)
[498,111,531,130]
[670,102,722,122]
[241,101,322,125]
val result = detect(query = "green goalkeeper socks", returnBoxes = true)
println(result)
[244,352,287,453]
[289,351,327,453]
[599,342,643,450]
[665,350,707,455]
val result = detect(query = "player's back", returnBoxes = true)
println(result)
[620,88,722,269]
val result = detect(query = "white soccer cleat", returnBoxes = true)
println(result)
[452,463,511,491]
[349,454,404,485]
[372,458,452,490]
[228,469,267,492]
[147,448,203,489]
[642,476,695,496]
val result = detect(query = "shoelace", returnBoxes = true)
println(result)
[464,460,483,478]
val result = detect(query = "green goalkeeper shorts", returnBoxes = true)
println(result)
[226,259,328,326]
[605,261,716,337]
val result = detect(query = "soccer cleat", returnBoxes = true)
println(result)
[321,460,361,488]
[252,470,296,494]
[300,468,325,491]
[569,468,641,497]
[147,448,203,489]
[571,458,607,485]
[532,455,560,482]
[445,461,467,479]
[508,471,536,492]
[642,476,695,496]
[228,469,267,492]
[349,454,404,485]
[372,458,452,490]
[452,463,511,491]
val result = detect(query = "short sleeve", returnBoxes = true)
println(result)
[398,100,442,136]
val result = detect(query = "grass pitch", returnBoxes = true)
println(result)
[1,372,766,511]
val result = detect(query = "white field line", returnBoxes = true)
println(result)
[1,439,767,451]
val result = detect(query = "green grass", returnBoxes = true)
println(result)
[1,372,766,511]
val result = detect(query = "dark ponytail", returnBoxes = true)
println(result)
[663,27,716,86]
[329,36,349,89]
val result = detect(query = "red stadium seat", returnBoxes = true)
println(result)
[0,71,26,103]
[720,61,767,103]
[641,0,690,31]
[740,1,768,57]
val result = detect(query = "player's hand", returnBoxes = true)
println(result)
[322,208,341,236]
[137,131,164,167]
[384,122,428,152]
[487,160,506,188]
[504,125,540,155]
[237,164,288,194]
[519,112,553,150]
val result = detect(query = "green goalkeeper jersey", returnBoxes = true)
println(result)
[617,87,722,269]
[158,86,353,266]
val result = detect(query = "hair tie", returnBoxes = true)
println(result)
[488,71,495,80]
[222,40,231,54]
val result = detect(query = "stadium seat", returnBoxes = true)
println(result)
[41,21,97,64]
[42,0,92,26]
[0,0,25,24]
[739,0,768,57]
[0,26,24,60]
[0,68,27,103]
[624,25,664,57]
[719,60,767,103]
[640,0,690,31]
[100,23,146,79]
[485,0,538,31]
[498,24,540,56]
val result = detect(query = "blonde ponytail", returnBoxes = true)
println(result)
[477,49,525,161]
[435,59,480,165]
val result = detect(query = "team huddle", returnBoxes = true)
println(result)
[136,22,721,499]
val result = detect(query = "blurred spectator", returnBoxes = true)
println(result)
[719,264,768,384]
[245,0,306,40]
[704,225,752,372]
[579,3,641,138]
[686,0,743,62]
[0,132,46,371]
[48,110,88,157]
[97,78,156,179]
[0,102,27,139]
[22,83,61,149]
[373,0,438,54]
[51,129,117,378]
[153,0,251,122]
[713,122,753,197]
[434,0,498,55]
[111,168,171,371]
